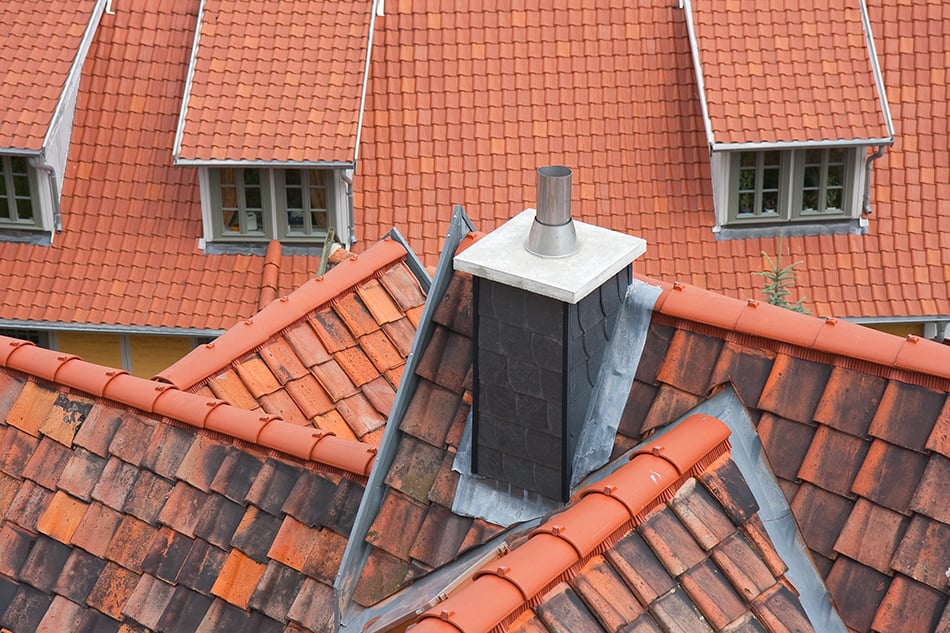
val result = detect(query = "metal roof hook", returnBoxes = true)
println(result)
[525,166,580,258]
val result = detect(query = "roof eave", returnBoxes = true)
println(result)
[173,158,357,168]
[711,137,894,152]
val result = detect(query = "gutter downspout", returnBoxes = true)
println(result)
[863,145,886,216]
[32,159,62,233]
[342,169,355,246]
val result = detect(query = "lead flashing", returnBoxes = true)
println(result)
[454,210,646,305]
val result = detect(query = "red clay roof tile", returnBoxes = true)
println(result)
[210,549,266,610]
[833,498,909,576]
[176,0,369,163]
[867,382,945,451]
[850,439,928,514]
[889,515,950,591]
[871,574,947,633]
[797,425,869,497]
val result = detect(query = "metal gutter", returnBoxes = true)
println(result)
[173,158,356,168]
[353,0,382,163]
[679,0,716,150]
[31,160,62,233]
[846,315,950,325]
[172,0,207,162]
[863,144,886,215]
[712,137,894,152]
[0,148,42,156]
[0,319,225,338]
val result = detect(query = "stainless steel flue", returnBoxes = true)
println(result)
[526,166,580,257]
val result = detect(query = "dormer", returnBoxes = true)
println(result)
[172,0,377,252]
[681,0,894,238]
[0,1,108,244]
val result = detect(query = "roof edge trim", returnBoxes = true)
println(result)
[411,415,732,633]
[156,237,408,390]
[172,158,357,168]
[858,0,895,138]
[354,0,383,163]
[0,319,224,337]
[172,0,207,161]
[680,0,717,149]
[712,137,894,152]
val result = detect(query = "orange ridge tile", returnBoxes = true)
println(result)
[0,335,377,476]
[156,238,409,391]
[641,275,950,382]
[412,414,732,633]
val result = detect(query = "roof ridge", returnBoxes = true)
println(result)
[258,239,282,309]
[642,275,950,381]
[0,336,377,476]
[157,237,409,390]
[410,414,731,633]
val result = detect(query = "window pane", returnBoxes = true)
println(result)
[286,184,303,210]
[243,169,260,186]
[826,188,842,211]
[802,189,819,212]
[762,166,779,190]
[761,191,779,214]
[827,164,843,187]
[309,185,327,210]
[0,171,6,197]
[245,186,262,210]
[740,152,756,167]
[285,170,301,186]
[805,149,822,164]
[762,151,781,167]
[12,175,30,196]
[222,210,240,232]
[828,148,845,164]
[10,156,28,174]
[310,210,328,230]
[220,186,238,209]
[287,210,305,232]
[738,192,754,215]
[0,198,9,220]
[16,197,33,220]
[247,210,263,233]
[803,166,820,188]
[738,168,756,192]
[219,169,236,185]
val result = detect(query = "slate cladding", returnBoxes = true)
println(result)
[473,266,630,500]
[0,368,364,632]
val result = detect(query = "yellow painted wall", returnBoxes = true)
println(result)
[57,331,123,369]
[55,332,193,378]
[128,335,192,378]
[865,322,925,338]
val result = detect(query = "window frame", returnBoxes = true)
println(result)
[0,155,41,229]
[208,167,274,240]
[275,168,335,241]
[722,147,860,227]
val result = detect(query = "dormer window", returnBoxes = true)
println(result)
[202,167,341,244]
[721,147,858,227]
[0,156,40,228]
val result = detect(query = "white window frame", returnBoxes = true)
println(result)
[200,167,346,243]
[712,147,865,228]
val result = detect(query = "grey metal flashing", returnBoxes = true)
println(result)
[386,227,432,293]
[354,0,382,163]
[451,410,559,526]
[0,148,42,156]
[674,388,849,633]
[679,0,716,150]
[202,241,326,256]
[858,0,895,139]
[712,138,894,152]
[173,158,357,168]
[570,279,663,486]
[0,319,225,338]
[714,218,866,241]
[172,0,206,162]
[846,315,950,325]
[334,205,475,627]
[0,229,52,246]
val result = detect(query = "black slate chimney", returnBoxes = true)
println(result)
[454,167,646,501]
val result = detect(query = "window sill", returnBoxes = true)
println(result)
[0,227,52,245]
[714,218,867,241]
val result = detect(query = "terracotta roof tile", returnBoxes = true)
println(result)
[141,528,195,585]
[300,528,348,584]
[833,498,909,576]
[210,549,266,610]
[756,413,815,483]
[825,557,890,632]
[812,366,887,437]
[871,574,947,633]
[687,0,890,145]
[571,557,646,630]
[890,515,950,591]
[639,507,707,577]
[176,0,369,163]
[789,483,853,559]
[71,502,123,559]
[867,382,945,452]
[0,2,97,150]
[910,453,950,524]
[851,439,928,513]
[796,425,869,497]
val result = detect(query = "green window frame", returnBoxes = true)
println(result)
[0,155,39,227]
[278,169,334,240]
[726,148,855,225]
[209,167,272,240]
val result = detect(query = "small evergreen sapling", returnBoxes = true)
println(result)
[754,239,810,314]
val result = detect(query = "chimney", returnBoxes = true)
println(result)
[454,167,646,501]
